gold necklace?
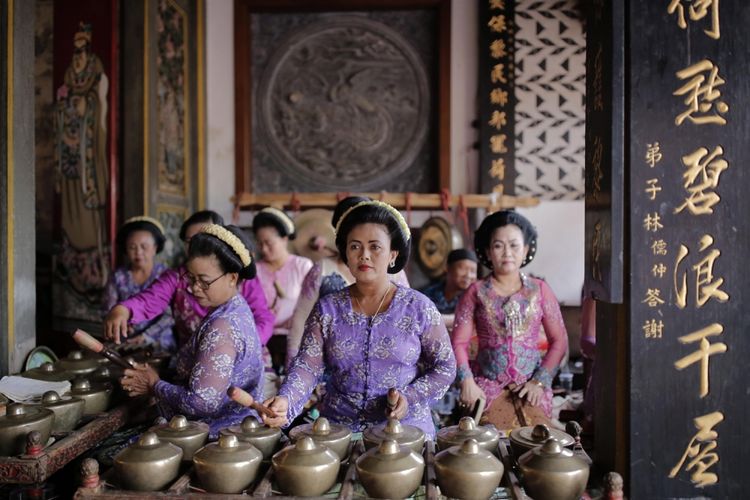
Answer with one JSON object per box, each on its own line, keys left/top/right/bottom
{"left": 354, "top": 283, "right": 392, "bottom": 328}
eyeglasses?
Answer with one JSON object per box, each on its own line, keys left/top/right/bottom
{"left": 182, "top": 271, "right": 226, "bottom": 291}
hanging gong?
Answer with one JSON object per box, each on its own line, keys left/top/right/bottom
{"left": 416, "top": 217, "right": 464, "bottom": 279}
{"left": 290, "top": 209, "right": 336, "bottom": 262}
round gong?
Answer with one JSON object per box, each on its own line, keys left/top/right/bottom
{"left": 291, "top": 209, "right": 336, "bottom": 261}
{"left": 417, "top": 217, "right": 464, "bottom": 279}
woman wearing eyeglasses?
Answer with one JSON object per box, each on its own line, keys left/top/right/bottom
{"left": 119, "top": 224, "right": 264, "bottom": 437}
{"left": 104, "top": 210, "right": 274, "bottom": 349}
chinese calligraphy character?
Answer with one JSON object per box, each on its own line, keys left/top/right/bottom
{"left": 490, "top": 39, "right": 507, "bottom": 59}
{"left": 643, "top": 212, "right": 663, "bottom": 232}
{"left": 643, "top": 319, "right": 664, "bottom": 339}
{"left": 488, "top": 15, "right": 507, "bottom": 33}
{"left": 668, "top": 0, "right": 720, "bottom": 40}
{"left": 490, "top": 134, "right": 508, "bottom": 154}
{"left": 645, "top": 179, "right": 662, "bottom": 200}
{"left": 652, "top": 240, "right": 667, "bottom": 256}
{"left": 488, "top": 111, "right": 507, "bottom": 131}
{"left": 646, "top": 142, "right": 663, "bottom": 167}
{"left": 674, "top": 146, "right": 728, "bottom": 216}
{"left": 591, "top": 220, "right": 602, "bottom": 282}
{"left": 592, "top": 44, "right": 604, "bottom": 111}
{"left": 491, "top": 64, "right": 507, "bottom": 84}
{"left": 489, "top": 0, "right": 505, "bottom": 10}
{"left": 489, "top": 158, "right": 505, "bottom": 180}
{"left": 652, "top": 263, "right": 668, "bottom": 278}
{"left": 674, "top": 59, "right": 729, "bottom": 126}
{"left": 674, "top": 235, "right": 729, "bottom": 309}
{"left": 490, "top": 88, "right": 508, "bottom": 106}
{"left": 669, "top": 411, "right": 723, "bottom": 487}
{"left": 642, "top": 288, "right": 665, "bottom": 307}
{"left": 590, "top": 135, "right": 604, "bottom": 201}
{"left": 674, "top": 323, "right": 726, "bottom": 398}
{"left": 492, "top": 183, "right": 504, "bottom": 196}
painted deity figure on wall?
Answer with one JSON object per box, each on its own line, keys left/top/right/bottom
{"left": 54, "top": 22, "right": 110, "bottom": 320}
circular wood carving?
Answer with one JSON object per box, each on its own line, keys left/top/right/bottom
{"left": 258, "top": 16, "right": 430, "bottom": 190}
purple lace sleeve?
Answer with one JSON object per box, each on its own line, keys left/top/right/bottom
{"left": 153, "top": 317, "right": 238, "bottom": 416}
{"left": 401, "top": 305, "right": 456, "bottom": 410}
{"left": 287, "top": 263, "right": 323, "bottom": 365}
{"left": 278, "top": 303, "right": 326, "bottom": 423}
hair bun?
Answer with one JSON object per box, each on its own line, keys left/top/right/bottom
{"left": 238, "top": 260, "right": 257, "bottom": 280}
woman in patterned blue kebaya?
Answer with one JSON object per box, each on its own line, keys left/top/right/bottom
{"left": 119, "top": 224, "right": 264, "bottom": 438}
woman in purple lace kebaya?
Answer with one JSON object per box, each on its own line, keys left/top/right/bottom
{"left": 102, "top": 216, "right": 175, "bottom": 352}
{"left": 119, "top": 224, "right": 264, "bottom": 437}
{"left": 451, "top": 210, "right": 568, "bottom": 418}
{"left": 287, "top": 196, "right": 410, "bottom": 366}
{"left": 262, "top": 201, "right": 456, "bottom": 438}
{"left": 104, "top": 210, "right": 274, "bottom": 349}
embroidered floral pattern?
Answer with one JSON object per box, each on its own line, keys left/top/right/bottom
{"left": 451, "top": 275, "right": 568, "bottom": 417}
{"left": 279, "top": 285, "right": 456, "bottom": 438}
{"left": 154, "top": 294, "right": 264, "bottom": 438}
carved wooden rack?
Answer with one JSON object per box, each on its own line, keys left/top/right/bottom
{"left": 232, "top": 192, "right": 540, "bottom": 212}
{"left": 0, "top": 402, "right": 137, "bottom": 485}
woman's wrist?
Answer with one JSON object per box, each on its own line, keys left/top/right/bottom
{"left": 456, "top": 366, "right": 472, "bottom": 383}
{"left": 114, "top": 304, "right": 132, "bottom": 319}
{"left": 531, "top": 366, "right": 554, "bottom": 388}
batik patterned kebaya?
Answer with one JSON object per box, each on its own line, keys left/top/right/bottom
{"left": 451, "top": 273, "right": 567, "bottom": 416}
{"left": 153, "top": 294, "right": 264, "bottom": 437}
{"left": 280, "top": 284, "right": 456, "bottom": 438}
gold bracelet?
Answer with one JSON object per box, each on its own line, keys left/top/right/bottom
{"left": 530, "top": 379, "right": 544, "bottom": 389}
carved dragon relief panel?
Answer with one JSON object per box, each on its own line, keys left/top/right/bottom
{"left": 252, "top": 13, "right": 436, "bottom": 192}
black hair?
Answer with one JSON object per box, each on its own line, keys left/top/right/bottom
{"left": 252, "top": 210, "right": 295, "bottom": 240}
{"left": 332, "top": 196, "right": 372, "bottom": 228}
{"left": 335, "top": 204, "right": 411, "bottom": 274}
{"left": 188, "top": 225, "right": 256, "bottom": 280}
{"left": 447, "top": 249, "right": 478, "bottom": 265}
{"left": 473, "top": 210, "right": 538, "bottom": 269}
{"left": 179, "top": 210, "right": 224, "bottom": 242}
{"left": 116, "top": 220, "right": 166, "bottom": 257}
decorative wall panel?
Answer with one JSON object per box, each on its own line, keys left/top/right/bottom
{"left": 514, "top": 0, "right": 585, "bottom": 200}
{"left": 122, "top": 0, "right": 202, "bottom": 268}
{"left": 250, "top": 10, "right": 438, "bottom": 193}
{"left": 156, "top": 204, "right": 188, "bottom": 266}
{"left": 478, "top": 0, "right": 516, "bottom": 196}
{"left": 156, "top": 0, "right": 189, "bottom": 196}
{"left": 51, "top": 0, "right": 119, "bottom": 326}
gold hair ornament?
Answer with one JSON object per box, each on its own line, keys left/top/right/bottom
{"left": 334, "top": 200, "right": 411, "bottom": 240}
{"left": 200, "top": 224, "right": 253, "bottom": 267}
{"left": 123, "top": 215, "right": 166, "bottom": 235}
{"left": 259, "top": 207, "right": 295, "bottom": 235}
